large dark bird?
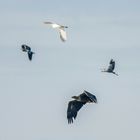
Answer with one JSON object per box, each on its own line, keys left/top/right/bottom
{"left": 101, "top": 59, "right": 118, "bottom": 76}
{"left": 21, "top": 44, "right": 35, "bottom": 61}
{"left": 67, "top": 90, "right": 97, "bottom": 124}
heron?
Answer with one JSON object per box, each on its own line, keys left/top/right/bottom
{"left": 101, "top": 59, "right": 118, "bottom": 76}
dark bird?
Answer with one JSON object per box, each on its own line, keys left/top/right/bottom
{"left": 101, "top": 59, "right": 118, "bottom": 76}
{"left": 67, "top": 90, "right": 97, "bottom": 124}
{"left": 21, "top": 44, "right": 35, "bottom": 61}
{"left": 21, "top": 44, "right": 31, "bottom": 52}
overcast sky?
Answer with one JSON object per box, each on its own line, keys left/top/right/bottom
{"left": 0, "top": 0, "right": 140, "bottom": 140}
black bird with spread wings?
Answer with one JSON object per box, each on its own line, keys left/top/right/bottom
{"left": 101, "top": 59, "right": 118, "bottom": 76}
{"left": 21, "top": 44, "right": 35, "bottom": 61}
{"left": 67, "top": 90, "right": 97, "bottom": 124}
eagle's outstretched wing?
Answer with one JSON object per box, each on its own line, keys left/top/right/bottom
{"left": 67, "top": 100, "right": 85, "bottom": 124}
{"left": 84, "top": 91, "right": 97, "bottom": 103}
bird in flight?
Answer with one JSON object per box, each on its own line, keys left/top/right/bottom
{"left": 44, "top": 21, "right": 68, "bottom": 42}
{"left": 21, "top": 44, "right": 35, "bottom": 61}
{"left": 101, "top": 59, "right": 118, "bottom": 76}
{"left": 67, "top": 90, "right": 97, "bottom": 124}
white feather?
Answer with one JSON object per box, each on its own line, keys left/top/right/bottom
{"left": 59, "top": 28, "right": 67, "bottom": 42}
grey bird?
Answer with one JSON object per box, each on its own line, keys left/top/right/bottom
{"left": 101, "top": 59, "right": 118, "bottom": 76}
{"left": 67, "top": 90, "right": 97, "bottom": 124}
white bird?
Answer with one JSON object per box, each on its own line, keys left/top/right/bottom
{"left": 44, "top": 21, "right": 68, "bottom": 42}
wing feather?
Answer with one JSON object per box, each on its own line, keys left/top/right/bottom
{"left": 67, "top": 100, "right": 85, "bottom": 124}
{"left": 21, "top": 44, "right": 31, "bottom": 52}
{"left": 28, "top": 51, "right": 33, "bottom": 61}
{"left": 59, "top": 28, "right": 67, "bottom": 42}
{"left": 84, "top": 91, "right": 97, "bottom": 103}
{"left": 108, "top": 61, "right": 115, "bottom": 71}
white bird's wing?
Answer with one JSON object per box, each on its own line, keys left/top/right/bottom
{"left": 59, "top": 27, "right": 67, "bottom": 42}
{"left": 44, "top": 22, "right": 60, "bottom": 28}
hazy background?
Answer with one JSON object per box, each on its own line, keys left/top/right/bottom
{"left": 0, "top": 0, "right": 140, "bottom": 140}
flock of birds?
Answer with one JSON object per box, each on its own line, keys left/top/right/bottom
{"left": 21, "top": 21, "right": 118, "bottom": 124}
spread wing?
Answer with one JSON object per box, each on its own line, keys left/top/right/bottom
{"left": 109, "top": 59, "right": 114, "bottom": 64}
{"left": 84, "top": 91, "right": 97, "bottom": 103}
{"left": 22, "top": 45, "right": 31, "bottom": 51}
{"left": 28, "top": 51, "right": 33, "bottom": 61}
{"left": 59, "top": 28, "right": 67, "bottom": 42}
{"left": 25, "top": 46, "right": 31, "bottom": 51}
{"left": 44, "top": 22, "right": 60, "bottom": 28}
{"left": 79, "top": 93, "right": 93, "bottom": 102}
{"left": 108, "top": 60, "right": 115, "bottom": 72}
{"left": 67, "top": 100, "right": 85, "bottom": 124}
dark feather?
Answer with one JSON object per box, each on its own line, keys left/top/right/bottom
{"left": 21, "top": 44, "right": 31, "bottom": 52}
{"left": 67, "top": 100, "right": 86, "bottom": 124}
{"left": 78, "top": 93, "right": 92, "bottom": 102}
{"left": 108, "top": 59, "right": 115, "bottom": 72}
{"left": 25, "top": 46, "right": 31, "bottom": 51}
{"left": 84, "top": 91, "right": 97, "bottom": 103}
{"left": 28, "top": 51, "right": 34, "bottom": 61}
{"left": 21, "top": 45, "right": 27, "bottom": 52}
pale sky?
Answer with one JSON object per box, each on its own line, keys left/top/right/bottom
{"left": 0, "top": 0, "right": 140, "bottom": 140}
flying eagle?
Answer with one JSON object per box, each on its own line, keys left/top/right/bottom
{"left": 101, "top": 59, "right": 118, "bottom": 76}
{"left": 44, "top": 21, "right": 68, "bottom": 42}
{"left": 67, "top": 90, "right": 97, "bottom": 124}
